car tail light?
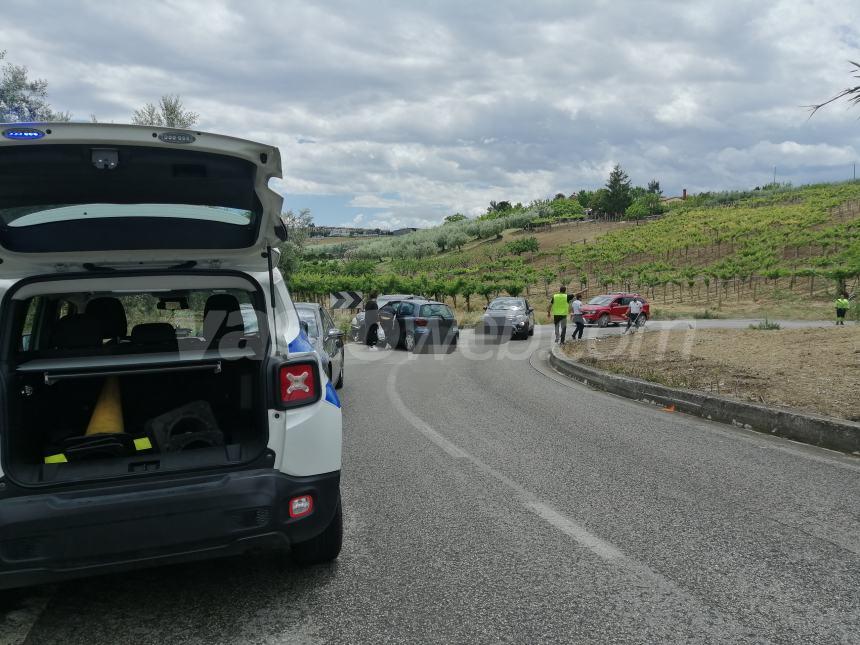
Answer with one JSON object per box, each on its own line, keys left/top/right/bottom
{"left": 289, "top": 494, "right": 314, "bottom": 519}
{"left": 414, "top": 318, "right": 428, "bottom": 327}
{"left": 277, "top": 361, "right": 320, "bottom": 408}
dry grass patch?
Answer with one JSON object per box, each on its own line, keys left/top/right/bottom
{"left": 562, "top": 327, "right": 860, "bottom": 421}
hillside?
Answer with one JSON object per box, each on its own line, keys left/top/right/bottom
{"left": 288, "top": 182, "right": 860, "bottom": 321}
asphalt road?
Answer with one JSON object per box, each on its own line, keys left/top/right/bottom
{"left": 4, "top": 320, "right": 858, "bottom": 644}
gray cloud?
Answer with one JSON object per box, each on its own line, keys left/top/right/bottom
{"left": 3, "top": 0, "right": 860, "bottom": 226}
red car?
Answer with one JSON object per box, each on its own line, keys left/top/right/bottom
{"left": 580, "top": 293, "right": 650, "bottom": 327}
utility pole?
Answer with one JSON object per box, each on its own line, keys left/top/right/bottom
{"left": 773, "top": 166, "right": 776, "bottom": 185}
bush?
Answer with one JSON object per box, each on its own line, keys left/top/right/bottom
{"left": 625, "top": 193, "right": 665, "bottom": 221}
{"left": 749, "top": 316, "right": 781, "bottom": 330}
{"left": 504, "top": 236, "right": 540, "bottom": 255}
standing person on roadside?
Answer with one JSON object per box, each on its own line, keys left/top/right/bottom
{"left": 364, "top": 291, "right": 380, "bottom": 348}
{"left": 625, "top": 295, "right": 643, "bottom": 333}
{"left": 548, "top": 285, "right": 569, "bottom": 344}
{"left": 570, "top": 293, "right": 585, "bottom": 340}
{"left": 835, "top": 292, "right": 850, "bottom": 325}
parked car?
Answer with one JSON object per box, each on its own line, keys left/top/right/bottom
{"left": 478, "top": 297, "right": 535, "bottom": 340}
{"left": 580, "top": 293, "right": 650, "bottom": 327}
{"left": 350, "top": 294, "right": 417, "bottom": 342}
{"left": 377, "top": 298, "right": 459, "bottom": 352}
{"left": 0, "top": 123, "right": 343, "bottom": 589}
{"left": 295, "top": 302, "right": 345, "bottom": 389}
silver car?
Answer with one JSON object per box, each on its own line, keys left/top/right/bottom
{"left": 295, "top": 302, "right": 345, "bottom": 389}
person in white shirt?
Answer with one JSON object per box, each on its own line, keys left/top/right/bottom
{"left": 570, "top": 293, "right": 585, "bottom": 340}
{"left": 625, "top": 296, "right": 643, "bottom": 333}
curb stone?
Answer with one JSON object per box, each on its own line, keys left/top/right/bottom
{"left": 549, "top": 346, "right": 860, "bottom": 455}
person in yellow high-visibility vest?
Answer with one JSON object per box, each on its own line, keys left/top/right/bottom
{"left": 835, "top": 292, "right": 850, "bottom": 325}
{"left": 547, "top": 285, "right": 569, "bottom": 343}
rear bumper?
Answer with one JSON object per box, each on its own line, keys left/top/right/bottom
{"left": 0, "top": 468, "right": 340, "bottom": 589}
{"left": 413, "top": 327, "right": 459, "bottom": 344}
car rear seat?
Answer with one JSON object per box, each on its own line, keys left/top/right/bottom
{"left": 130, "top": 323, "right": 178, "bottom": 352}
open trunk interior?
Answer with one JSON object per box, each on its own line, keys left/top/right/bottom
{"left": 3, "top": 284, "right": 269, "bottom": 486}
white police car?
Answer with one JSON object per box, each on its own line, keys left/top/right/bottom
{"left": 0, "top": 123, "right": 342, "bottom": 588}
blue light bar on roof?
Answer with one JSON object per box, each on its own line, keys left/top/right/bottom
{"left": 3, "top": 127, "right": 46, "bottom": 140}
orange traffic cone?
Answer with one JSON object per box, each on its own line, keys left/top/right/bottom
{"left": 85, "top": 376, "right": 124, "bottom": 435}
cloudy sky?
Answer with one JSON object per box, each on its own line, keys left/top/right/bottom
{"left": 3, "top": 0, "right": 860, "bottom": 228}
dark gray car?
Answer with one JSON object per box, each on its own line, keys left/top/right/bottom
{"left": 478, "top": 297, "right": 535, "bottom": 340}
{"left": 349, "top": 294, "right": 417, "bottom": 342}
{"left": 295, "top": 303, "right": 345, "bottom": 388}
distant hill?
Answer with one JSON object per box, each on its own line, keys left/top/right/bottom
{"left": 289, "top": 182, "right": 860, "bottom": 319}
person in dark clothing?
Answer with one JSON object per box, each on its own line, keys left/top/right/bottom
{"left": 364, "top": 292, "right": 379, "bottom": 348}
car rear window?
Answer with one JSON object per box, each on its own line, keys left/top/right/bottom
{"left": 419, "top": 304, "right": 454, "bottom": 319}
{"left": 296, "top": 308, "right": 320, "bottom": 337}
{"left": 15, "top": 288, "right": 259, "bottom": 355}
{"left": 488, "top": 298, "right": 524, "bottom": 310}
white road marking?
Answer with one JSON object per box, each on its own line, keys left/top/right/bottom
{"left": 526, "top": 501, "right": 624, "bottom": 561}
{"left": 384, "top": 362, "right": 749, "bottom": 637}
{"left": 385, "top": 363, "right": 626, "bottom": 561}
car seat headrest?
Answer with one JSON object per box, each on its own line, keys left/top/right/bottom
{"left": 86, "top": 297, "right": 128, "bottom": 339}
{"left": 51, "top": 314, "right": 103, "bottom": 349}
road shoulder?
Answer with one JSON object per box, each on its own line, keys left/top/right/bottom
{"left": 549, "top": 345, "right": 860, "bottom": 455}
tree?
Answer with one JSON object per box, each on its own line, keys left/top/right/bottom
{"left": 549, "top": 198, "right": 585, "bottom": 219}
{"left": 132, "top": 95, "right": 199, "bottom": 128}
{"left": 444, "top": 213, "right": 467, "bottom": 224}
{"left": 447, "top": 230, "right": 470, "bottom": 251}
{"left": 588, "top": 188, "right": 610, "bottom": 215}
{"left": 504, "top": 236, "right": 539, "bottom": 256}
{"left": 603, "top": 164, "right": 633, "bottom": 216}
{"left": 539, "top": 268, "right": 557, "bottom": 297}
{"left": 625, "top": 193, "right": 664, "bottom": 223}
{"left": 576, "top": 190, "right": 593, "bottom": 209}
{"left": 459, "top": 280, "right": 477, "bottom": 312}
{"left": 504, "top": 282, "right": 525, "bottom": 297}
{"left": 647, "top": 179, "right": 662, "bottom": 195}
{"left": 486, "top": 200, "right": 512, "bottom": 215}
{"left": 278, "top": 209, "right": 313, "bottom": 279}
{"left": 0, "top": 51, "right": 70, "bottom": 122}
{"left": 806, "top": 60, "right": 860, "bottom": 117}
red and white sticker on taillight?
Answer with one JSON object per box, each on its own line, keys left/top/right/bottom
{"left": 278, "top": 361, "right": 319, "bottom": 408}
{"left": 289, "top": 494, "right": 314, "bottom": 519}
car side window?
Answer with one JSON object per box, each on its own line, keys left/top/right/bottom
{"left": 398, "top": 301, "right": 415, "bottom": 317}
{"left": 379, "top": 303, "right": 396, "bottom": 315}
{"left": 321, "top": 309, "right": 335, "bottom": 334}
{"left": 57, "top": 299, "right": 76, "bottom": 318}
{"left": 19, "top": 296, "right": 44, "bottom": 351}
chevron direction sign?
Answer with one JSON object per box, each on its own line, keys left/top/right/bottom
{"left": 330, "top": 291, "right": 363, "bottom": 309}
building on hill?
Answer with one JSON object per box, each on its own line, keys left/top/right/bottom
{"left": 309, "top": 226, "right": 388, "bottom": 238}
